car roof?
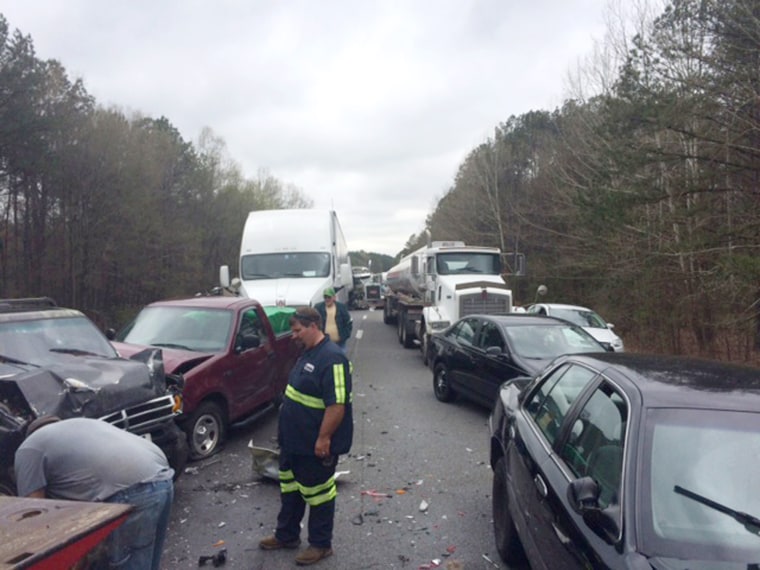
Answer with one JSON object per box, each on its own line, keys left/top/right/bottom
{"left": 145, "top": 296, "right": 261, "bottom": 310}
{"left": 534, "top": 303, "right": 592, "bottom": 312}
{"left": 0, "top": 297, "right": 85, "bottom": 322}
{"left": 467, "top": 314, "right": 573, "bottom": 326}
{"left": 561, "top": 352, "right": 760, "bottom": 408}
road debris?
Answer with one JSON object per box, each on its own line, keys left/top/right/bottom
{"left": 198, "top": 548, "right": 227, "bottom": 567}
{"left": 248, "top": 442, "right": 279, "bottom": 481}
{"left": 419, "top": 499, "right": 429, "bottom": 512}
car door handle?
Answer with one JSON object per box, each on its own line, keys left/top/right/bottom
{"left": 534, "top": 474, "right": 548, "bottom": 498}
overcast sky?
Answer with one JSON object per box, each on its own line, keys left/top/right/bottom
{"left": 1, "top": 1, "right": 608, "bottom": 256}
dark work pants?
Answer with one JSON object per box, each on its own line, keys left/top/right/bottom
{"left": 275, "top": 453, "right": 337, "bottom": 548}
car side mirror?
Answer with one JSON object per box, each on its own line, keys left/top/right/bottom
{"left": 567, "top": 477, "right": 620, "bottom": 544}
{"left": 237, "top": 332, "right": 261, "bottom": 352}
{"left": 607, "top": 323, "right": 615, "bottom": 329}
{"left": 485, "top": 345, "right": 504, "bottom": 357}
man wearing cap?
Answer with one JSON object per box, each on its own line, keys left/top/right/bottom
{"left": 314, "top": 287, "right": 352, "bottom": 350}
{"left": 259, "top": 307, "right": 353, "bottom": 565}
{"left": 14, "top": 416, "right": 174, "bottom": 570}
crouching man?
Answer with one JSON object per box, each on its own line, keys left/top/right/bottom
{"left": 14, "top": 416, "right": 174, "bottom": 570}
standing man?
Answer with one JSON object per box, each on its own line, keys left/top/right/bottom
{"left": 259, "top": 307, "right": 353, "bottom": 566}
{"left": 14, "top": 416, "right": 174, "bottom": 570}
{"left": 314, "top": 287, "right": 352, "bottom": 350}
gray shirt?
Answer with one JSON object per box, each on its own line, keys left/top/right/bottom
{"left": 14, "top": 417, "right": 173, "bottom": 500}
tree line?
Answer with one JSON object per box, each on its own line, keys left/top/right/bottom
{"left": 0, "top": 15, "right": 311, "bottom": 326}
{"left": 3, "top": 0, "right": 759, "bottom": 361}
{"left": 406, "top": 0, "right": 760, "bottom": 360}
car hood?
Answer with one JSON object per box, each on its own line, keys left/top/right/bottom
{"left": 240, "top": 277, "right": 332, "bottom": 307}
{"left": 112, "top": 342, "right": 214, "bottom": 375}
{"left": 0, "top": 351, "right": 167, "bottom": 419}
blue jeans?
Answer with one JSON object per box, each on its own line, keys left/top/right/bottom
{"left": 105, "top": 478, "right": 174, "bottom": 570}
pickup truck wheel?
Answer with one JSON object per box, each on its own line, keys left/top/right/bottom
{"left": 186, "top": 401, "right": 226, "bottom": 460}
{"left": 493, "top": 457, "right": 524, "bottom": 563}
{"left": 433, "top": 363, "right": 456, "bottom": 402}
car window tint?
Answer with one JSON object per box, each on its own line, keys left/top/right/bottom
{"left": 479, "top": 321, "right": 504, "bottom": 351}
{"left": 454, "top": 319, "right": 477, "bottom": 347}
{"left": 561, "top": 382, "right": 627, "bottom": 509}
{"left": 526, "top": 364, "right": 597, "bottom": 446}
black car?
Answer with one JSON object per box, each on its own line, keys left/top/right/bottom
{"left": 0, "top": 298, "right": 188, "bottom": 493}
{"left": 489, "top": 352, "right": 760, "bottom": 569}
{"left": 428, "top": 314, "right": 606, "bottom": 408}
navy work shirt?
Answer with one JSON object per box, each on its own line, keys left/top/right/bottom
{"left": 278, "top": 337, "right": 353, "bottom": 456}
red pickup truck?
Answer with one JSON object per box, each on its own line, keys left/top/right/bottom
{"left": 110, "top": 296, "right": 300, "bottom": 460}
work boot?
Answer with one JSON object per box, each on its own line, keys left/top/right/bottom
{"left": 295, "top": 546, "right": 333, "bottom": 566}
{"left": 258, "top": 535, "right": 301, "bottom": 550}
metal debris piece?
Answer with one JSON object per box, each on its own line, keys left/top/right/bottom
{"left": 248, "top": 441, "right": 280, "bottom": 481}
{"left": 198, "top": 548, "right": 227, "bottom": 567}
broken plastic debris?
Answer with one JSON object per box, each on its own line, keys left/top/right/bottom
{"left": 396, "top": 489, "right": 407, "bottom": 495}
{"left": 218, "top": 521, "right": 226, "bottom": 528}
{"left": 184, "top": 466, "right": 199, "bottom": 475}
{"left": 213, "top": 540, "right": 225, "bottom": 547}
{"left": 248, "top": 441, "right": 280, "bottom": 481}
{"left": 361, "top": 490, "right": 392, "bottom": 498}
{"left": 419, "top": 499, "right": 429, "bottom": 512}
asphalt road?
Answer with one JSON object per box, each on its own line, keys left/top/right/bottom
{"left": 163, "top": 309, "right": 522, "bottom": 569}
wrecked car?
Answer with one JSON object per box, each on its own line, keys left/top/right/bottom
{"left": 0, "top": 298, "right": 188, "bottom": 494}
{"left": 110, "top": 296, "right": 300, "bottom": 460}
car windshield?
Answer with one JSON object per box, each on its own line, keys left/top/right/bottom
{"left": 502, "top": 324, "right": 604, "bottom": 359}
{"left": 0, "top": 316, "right": 117, "bottom": 364}
{"left": 118, "top": 307, "right": 233, "bottom": 353}
{"left": 551, "top": 308, "right": 607, "bottom": 329}
{"left": 241, "top": 252, "right": 331, "bottom": 279}
{"left": 641, "top": 408, "right": 760, "bottom": 562}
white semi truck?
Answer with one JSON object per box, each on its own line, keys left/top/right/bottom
{"left": 383, "top": 240, "right": 513, "bottom": 361}
{"left": 220, "top": 209, "right": 353, "bottom": 307}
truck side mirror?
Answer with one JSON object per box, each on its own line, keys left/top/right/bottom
{"left": 220, "top": 265, "right": 230, "bottom": 288}
{"left": 236, "top": 331, "right": 261, "bottom": 352}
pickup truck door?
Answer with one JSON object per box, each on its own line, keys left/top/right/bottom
{"left": 224, "top": 308, "right": 277, "bottom": 420}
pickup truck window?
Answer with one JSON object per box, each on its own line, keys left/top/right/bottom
{"left": 240, "top": 309, "right": 268, "bottom": 346}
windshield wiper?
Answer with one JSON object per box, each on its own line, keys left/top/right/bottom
{"left": 674, "top": 485, "right": 760, "bottom": 535}
{"left": 152, "top": 342, "right": 193, "bottom": 351}
{"left": 49, "top": 348, "right": 101, "bottom": 357}
{"left": 0, "top": 353, "right": 39, "bottom": 367}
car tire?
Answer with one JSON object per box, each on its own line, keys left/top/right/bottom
{"left": 492, "top": 457, "right": 524, "bottom": 564}
{"left": 185, "top": 401, "right": 226, "bottom": 461}
{"left": 164, "top": 422, "right": 189, "bottom": 480}
{"left": 433, "top": 363, "right": 456, "bottom": 402}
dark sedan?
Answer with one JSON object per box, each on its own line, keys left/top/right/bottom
{"left": 428, "top": 314, "right": 606, "bottom": 408}
{"left": 489, "top": 352, "right": 760, "bottom": 569}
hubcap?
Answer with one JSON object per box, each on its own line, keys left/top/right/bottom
{"left": 193, "top": 415, "right": 219, "bottom": 456}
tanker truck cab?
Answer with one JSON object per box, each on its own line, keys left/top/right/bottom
{"left": 220, "top": 209, "right": 353, "bottom": 308}
{"left": 383, "top": 241, "right": 513, "bottom": 363}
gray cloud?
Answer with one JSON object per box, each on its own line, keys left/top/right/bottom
{"left": 2, "top": 0, "right": 607, "bottom": 256}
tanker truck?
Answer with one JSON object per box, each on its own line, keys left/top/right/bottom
{"left": 383, "top": 240, "right": 513, "bottom": 362}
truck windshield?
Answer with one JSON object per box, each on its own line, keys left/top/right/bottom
{"left": 118, "top": 307, "right": 234, "bottom": 353}
{"left": 436, "top": 252, "right": 501, "bottom": 275}
{"left": 241, "top": 252, "right": 331, "bottom": 279}
{"left": 0, "top": 316, "right": 118, "bottom": 364}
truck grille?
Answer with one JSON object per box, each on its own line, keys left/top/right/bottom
{"left": 99, "top": 394, "right": 176, "bottom": 435}
{"left": 365, "top": 285, "right": 382, "bottom": 301}
{"left": 460, "top": 292, "right": 511, "bottom": 317}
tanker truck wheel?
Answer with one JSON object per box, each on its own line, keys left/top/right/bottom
{"left": 397, "top": 312, "right": 405, "bottom": 344}
{"left": 383, "top": 300, "right": 394, "bottom": 325}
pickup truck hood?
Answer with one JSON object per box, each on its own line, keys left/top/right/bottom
{"left": 0, "top": 354, "right": 165, "bottom": 419}
{"left": 240, "top": 277, "right": 331, "bottom": 307}
{"left": 112, "top": 342, "right": 213, "bottom": 375}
